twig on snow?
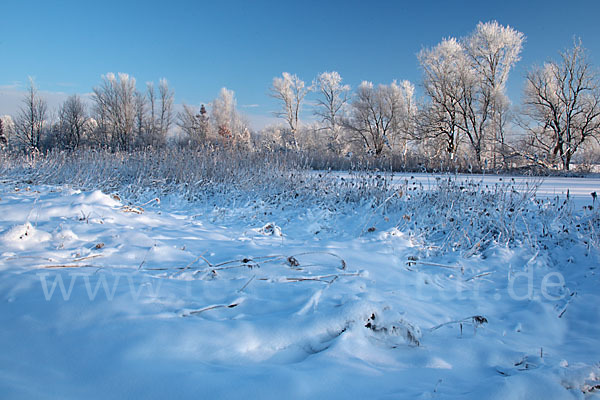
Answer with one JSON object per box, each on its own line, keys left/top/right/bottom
{"left": 558, "top": 291, "right": 577, "bottom": 318}
{"left": 182, "top": 300, "right": 242, "bottom": 317}
{"left": 238, "top": 275, "right": 256, "bottom": 292}
{"left": 429, "top": 315, "right": 488, "bottom": 332}
{"left": 72, "top": 254, "right": 103, "bottom": 263}
{"left": 464, "top": 271, "right": 494, "bottom": 282}
{"left": 38, "top": 264, "right": 97, "bottom": 269}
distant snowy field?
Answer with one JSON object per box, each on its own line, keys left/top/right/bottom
{"left": 398, "top": 173, "right": 600, "bottom": 209}
{"left": 326, "top": 171, "right": 600, "bottom": 209}
{"left": 1, "top": 175, "right": 599, "bottom": 399}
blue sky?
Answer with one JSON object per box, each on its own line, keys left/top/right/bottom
{"left": 1, "top": 0, "right": 599, "bottom": 128}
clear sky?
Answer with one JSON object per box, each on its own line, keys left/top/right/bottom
{"left": 1, "top": 0, "right": 600, "bottom": 128}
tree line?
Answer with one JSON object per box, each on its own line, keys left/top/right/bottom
{"left": 1, "top": 21, "right": 599, "bottom": 172}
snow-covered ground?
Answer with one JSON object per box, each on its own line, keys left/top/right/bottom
{"left": 1, "top": 180, "right": 599, "bottom": 399}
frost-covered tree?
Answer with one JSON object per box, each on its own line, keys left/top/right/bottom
{"left": 344, "top": 80, "right": 415, "bottom": 156}
{"left": 213, "top": 88, "right": 235, "bottom": 142}
{"left": 466, "top": 21, "right": 524, "bottom": 167}
{"left": 15, "top": 78, "right": 48, "bottom": 151}
{"left": 522, "top": 41, "right": 600, "bottom": 170}
{"left": 418, "top": 38, "right": 467, "bottom": 161}
{"left": 270, "top": 72, "right": 310, "bottom": 150}
{"left": 313, "top": 71, "right": 350, "bottom": 153}
{"left": 467, "top": 21, "right": 524, "bottom": 95}
{"left": 92, "top": 73, "right": 137, "bottom": 149}
{"left": 57, "top": 94, "right": 88, "bottom": 150}
{"left": 255, "top": 124, "right": 305, "bottom": 151}
{"left": 212, "top": 87, "right": 250, "bottom": 147}
{"left": 0, "top": 115, "right": 14, "bottom": 147}
{"left": 418, "top": 21, "right": 524, "bottom": 168}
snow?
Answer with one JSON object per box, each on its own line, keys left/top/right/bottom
{"left": 0, "top": 179, "right": 599, "bottom": 399}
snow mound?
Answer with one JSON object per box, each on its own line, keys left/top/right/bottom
{"left": 0, "top": 222, "right": 52, "bottom": 250}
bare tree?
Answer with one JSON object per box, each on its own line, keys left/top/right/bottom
{"left": 146, "top": 82, "right": 157, "bottom": 140}
{"left": 343, "top": 80, "right": 415, "bottom": 156}
{"left": 313, "top": 71, "right": 350, "bottom": 153}
{"left": 270, "top": 72, "right": 310, "bottom": 150}
{"left": 157, "top": 78, "right": 174, "bottom": 146}
{"left": 133, "top": 79, "right": 173, "bottom": 147}
{"left": 133, "top": 90, "right": 147, "bottom": 146}
{"left": 57, "top": 94, "right": 88, "bottom": 149}
{"left": 92, "top": 73, "right": 137, "bottom": 149}
{"left": 15, "top": 78, "right": 48, "bottom": 151}
{"left": 522, "top": 41, "right": 600, "bottom": 170}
